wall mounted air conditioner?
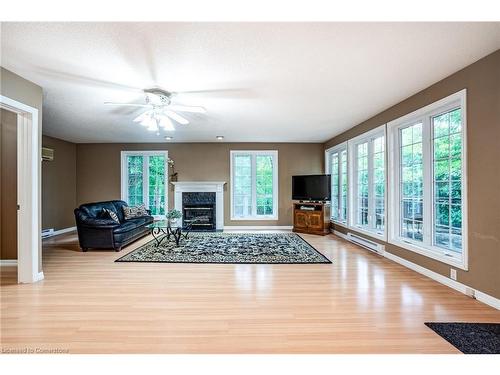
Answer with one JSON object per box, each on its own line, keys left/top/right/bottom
{"left": 42, "top": 147, "right": 54, "bottom": 161}
{"left": 346, "top": 232, "right": 385, "bottom": 254}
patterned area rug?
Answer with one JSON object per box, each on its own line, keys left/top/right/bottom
{"left": 116, "top": 232, "right": 331, "bottom": 264}
{"left": 425, "top": 322, "right": 500, "bottom": 354}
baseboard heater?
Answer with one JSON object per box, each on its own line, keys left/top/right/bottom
{"left": 41, "top": 228, "right": 54, "bottom": 238}
{"left": 346, "top": 232, "right": 384, "bottom": 254}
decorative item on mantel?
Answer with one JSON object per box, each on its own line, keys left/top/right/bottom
{"left": 167, "top": 158, "right": 178, "bottom": 182}
{"left": 166, "top": 208, "right": 182, "bottom": 226}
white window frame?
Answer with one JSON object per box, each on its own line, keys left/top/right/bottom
{"left": 347, "top": 125, "right": 387, "bottom": 240}
{"left": 230, "top": 150, "right": 279, "bottom": 220}
{"left": 325, "top": 142, "right": 348, "bottom": 226}
{"left": 387, "top": 89, "right": 468, "bottom": 270}
{"left": 120, "top": 150, "right": 169, "bottom": 219}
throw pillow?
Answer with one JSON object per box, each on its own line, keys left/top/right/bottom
{"left": 101, "top": 208, "right": 120, "bottom": 223}
{"left": 122, "top": 203, "right": 148, "bottom": 220}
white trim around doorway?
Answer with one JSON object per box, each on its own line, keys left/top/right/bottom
{"left": 0, "top": 95, "right": 42, "bottom": 283}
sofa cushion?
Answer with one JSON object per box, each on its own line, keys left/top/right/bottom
{"left": 113, "top": 221, "right": 141, "bottom": 234}
{"left": 125, "top": 216, "right": 154, "bottom": 226}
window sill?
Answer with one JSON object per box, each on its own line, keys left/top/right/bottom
{"left": 231, "top": 216, "right": 278, "bottom": 221}
{"left": 330, "top": 220, "right": 348, "bottom": 228}
{"left": 388, "top": 237, "right": 468, "bottom": 271}
{"left": 347, "top": 225, "right": 386, "bottom": 241}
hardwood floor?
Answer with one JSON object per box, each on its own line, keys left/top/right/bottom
{"left": 1, "top": 232, "right": 499, "bottom": 354}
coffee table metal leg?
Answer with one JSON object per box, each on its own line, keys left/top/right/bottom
{"left": 152, "top": 227, "right": 167, "bottom": 247}
{"left": 172, "top": 228, "right": 182, "bottom": 246}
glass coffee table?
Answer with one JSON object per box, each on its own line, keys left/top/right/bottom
{"left": 148, "top": 219, "right": 196, "bottom": 247}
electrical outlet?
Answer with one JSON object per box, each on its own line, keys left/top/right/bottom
{"left": 450, "top": 268, "right": 457, "bottom": 280}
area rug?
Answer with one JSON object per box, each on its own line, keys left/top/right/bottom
{"left": 425, "top": 322, "right": 500, "bottom": 354}
{"left": 115, "top": 232, "right": 331, "bottom": 264}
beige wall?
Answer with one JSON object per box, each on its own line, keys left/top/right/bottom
{"left": 325, "top": 50, "right": 500, "bottom": 299}
{"left": 0, "top": 109, "right": 18, "bottom": 260}
{"left": 42, "top": 135, "right": 77, "bottom": 231}
{"left": 1, "top": 67, "right": 43, "bottom": 271}
{"left": 76, "top": 143, "right": 324, "bottom": 226}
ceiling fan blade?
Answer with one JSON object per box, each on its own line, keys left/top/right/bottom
{"left": 165, "top": 110, "right": 189, "bottom": 125}
{"left": 104, "top": 102, "right": 150, "bottom": 107}
{"left": 175, "top": 88, "right": 248, "bottom": 95}
{"left": 33, "top": 66, "right": 143, "bottom": 92}
{"left": 173, "top": 88, "right": 256, "bottom": 99}
{"left": 133, "top": 110, "right": 154, "bottom": 123}
{"left": 169, "top": 105, "right": 206, "bottom": 114}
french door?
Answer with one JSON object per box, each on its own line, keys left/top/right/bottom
{"left": 120, "top": 151, "right": 168, "bottom": 218}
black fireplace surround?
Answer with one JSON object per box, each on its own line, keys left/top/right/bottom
{"left": 182, "top": 192, "right": 216, "bottom": 231}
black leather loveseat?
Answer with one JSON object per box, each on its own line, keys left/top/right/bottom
{"left": 74, "top": 200, "right": 154, "bottom": 251}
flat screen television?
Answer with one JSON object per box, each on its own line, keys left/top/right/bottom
{"left": 292, "top": 174, "right": 331, "bottom": 201}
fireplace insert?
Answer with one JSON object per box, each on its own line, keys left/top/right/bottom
{"left": 182, "top": 192, "right": 216, "bottom": 231}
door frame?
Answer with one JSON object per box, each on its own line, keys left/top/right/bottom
{"left": 0, "top": 95, "right": 42, "bottom": 283}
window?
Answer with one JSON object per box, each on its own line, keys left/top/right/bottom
{"left": 348, "top": 126, "right": 386, "bottom": 237}
{"left": 400, "top": 122, "right": 423, "bottom": 242}
{"left": 230, "top": 150, "right": 278, "bottom": 220}
{"left": 121, "top": 151, "right": 168, "bottom": 218}
{"left": 326, "top": 143, "right": 348, "bottom": 224}
{"left": 388, "top": 90, "right": 467, "bottom": 269}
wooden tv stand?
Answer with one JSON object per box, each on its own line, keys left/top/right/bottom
{"left": 292, "top": 202, "right": 330, "bottom": 236}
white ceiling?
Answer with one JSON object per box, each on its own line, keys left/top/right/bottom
{"left": 1, "top": 22, "right": 499, "bottom": 143}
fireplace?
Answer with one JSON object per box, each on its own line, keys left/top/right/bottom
{"left": 182, "top": 192, "right": 216, "bottom": 231}
{"left": 172, "top": 181, "right": 226, "bottom": 231}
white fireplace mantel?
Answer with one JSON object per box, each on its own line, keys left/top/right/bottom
{"left": 171, "top": 181, "right": 226, "bottom": 230}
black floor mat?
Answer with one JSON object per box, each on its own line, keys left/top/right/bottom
{"left": 425, "top": 322, "right": 500, "bottom": 354}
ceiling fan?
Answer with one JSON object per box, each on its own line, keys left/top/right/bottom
{"left": 104, "top": 88, "right": 206, "bottom": 133}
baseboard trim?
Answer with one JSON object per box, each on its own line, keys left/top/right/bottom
{"left": 0, "top": 259, "right": 18, "bottom": 266}
{"left": 224, "top": 226, "right": 293, "bottom": 231}
{"left": 383, "top": 251, "right": 500, "bottom": 310}
{"left": 474, "top": 290, "right": 500, "bottom": 310}
{"left": 42, "top": 226, "right": 76, "bottom": 238}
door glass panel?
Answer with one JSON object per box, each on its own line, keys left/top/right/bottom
{"left": 148, "top": 155, "right": 166, "bottom": 216}
{"left": 127, "top": 155, "right": 143, "bottom": 206}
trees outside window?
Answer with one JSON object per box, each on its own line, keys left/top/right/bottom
{"left": 348, "top": 126, "right": 386, "bottom": 237}
{"left": 121, "top": 151, "right": 168, "bottom": 218}
{"left": 387, "top": 89, "right": 467, "bottom": 269}
{"left": 231, "top": 150, "right": 278, "bottom": 220}
{"left": 326, "top": 143, "right": 348, "bottom": 224}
